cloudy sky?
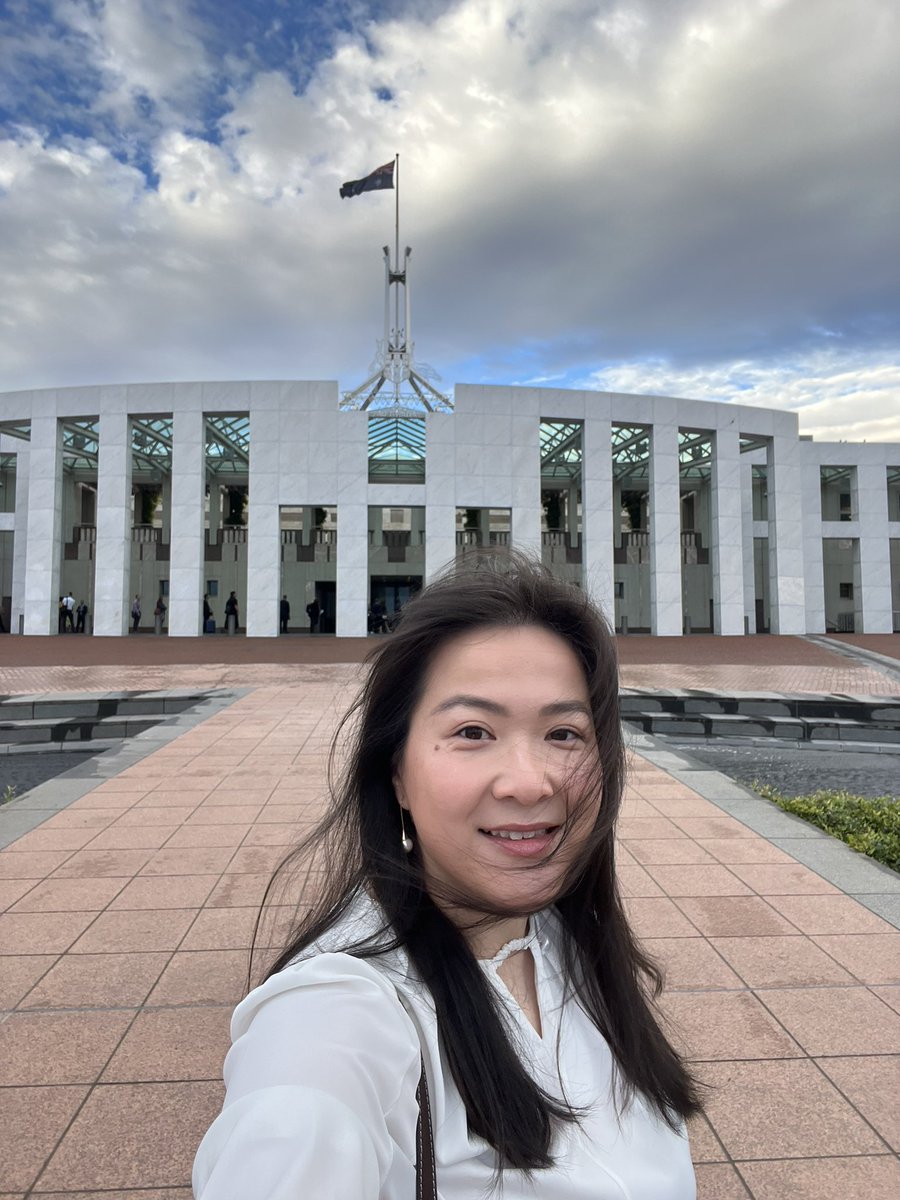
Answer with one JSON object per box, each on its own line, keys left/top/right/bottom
{"left": 1, "top": 0, "right": 898, "bottom": 441}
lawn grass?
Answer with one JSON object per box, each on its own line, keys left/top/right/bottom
{"left": 753, "top": 784, "right": 900, "bottom": 873}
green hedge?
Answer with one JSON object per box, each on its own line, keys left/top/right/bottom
{"left": 753, "top": 784, "right": 900, "bottom": 873}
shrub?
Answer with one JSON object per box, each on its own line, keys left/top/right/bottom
{"left": 753, "top": 784, "right": 900, "bottom": 874}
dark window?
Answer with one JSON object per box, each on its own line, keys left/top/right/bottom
{"left": 839, "top": 582, "right": 853, "bottom": 599}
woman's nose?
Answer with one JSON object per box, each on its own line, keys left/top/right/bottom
{"left": 491, "top": 740, "right": 556, "bottom": 802}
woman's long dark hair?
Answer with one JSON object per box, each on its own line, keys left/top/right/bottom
{"left": 256, "top": 553, "right": 703, "bottom": 1171}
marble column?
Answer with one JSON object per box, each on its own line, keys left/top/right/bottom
{"left": 649, "top": 421, "right": 682, "bottom": 636}
{"left": 582, "top": 416, "right": 614, "bottom": 622}
{"left": 856, "top": 463, "right": 893, "bottom": 633}
{"left": 23, "top": 415, "right": 63, "bottom": 635}
{"left": 93, "top": 411, "right": 133, "bottom": 636}
{"left": 336, "top": 502, "right": 369, "bottom": 636}
{"left": 168, "top": 409, "right": 205, "bottom": 636}
{"left": 801, "top": 460, "right": 825, "bottom": 633}
{"left": 11, "top": 447, "right": 29, "bottom": 633}
{"left": 740, "top": 461, "right": 756, "bottom": 632}
{"left": 246, "top": 420, "right": 279, "bottom": 638}
{"left": 767, "top": 436, "right": 806, "bottom": 634}
{"left": 710, "top": 427, "right": 745, "bottom": 635}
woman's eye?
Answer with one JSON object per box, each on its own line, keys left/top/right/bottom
{"left": 457, "top": 725, "right": 490, "bottom": 741}
{"left": 548, "top": 728, "right": 580, "bottom": 743}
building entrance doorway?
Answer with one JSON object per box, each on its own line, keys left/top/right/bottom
{"left": 370, "top": 575, "right": 422, "bottom": 631}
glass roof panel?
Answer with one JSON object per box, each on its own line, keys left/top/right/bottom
{"left": 368, "top": 415, "right": 425, "bottom": 478}
{"left": 540, "top": 420, "right": 582, "bottom": 479}
{"left": 62, "top": 419, "right": 99, "bottom": 472}
{"left": 206, "top": 414, "right": 250, "bottom": 475}
{"left": 0, "top": 420, "right": 32, "bottom": 442}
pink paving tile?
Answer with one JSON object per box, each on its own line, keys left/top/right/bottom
{"left": 674, "top": 896, "right": 800, "bottom": 937}
{"left": 204, "top": 872, "right": 272, "bottom": 907}
{"left": 35, "top": 1190, "right": 193, "bottom": 1198}
{"left": 709, "top": 935, "right": 854, "bottom": 988}
{"left": 70, "top": 908, "right": 198, "bottom": 954}
{"left": 42, "top": 808, "right": 117, "bottom": 830}
{"left": 109, "top": 874, "right": 219, "bottom": 910}
{"left": 624, "top": 897, "right": 700, "bottom": 938}
{"left": 0, "top": 910, "right": 97, "bottom": 954}
{"left": 662, "top": 990, "right": 800, "bottom": 1060}
{"left": 138, "top": 847, "right": 236, "bottom": 876}
{"left": 0, "top": 954, "right": 56, "bottom": 1007}
{"left": 626, "top": 840, "right": 717, "bottom": 866}
{"left": 225, "top": 845, "right": 288, "bottom": 873}
{"left": 725, "top": 862, "right": 839, "bottom": 895}
{"left": 738, "top": 1155, "right": 900, "bottom": 1199}
{"left": 648, "top": 798, "right": 726, "bottom": 819}
{"left": 178, "top": 906, "right": 259, "bottom": 951}
{"left": 0, "top": 1084, "right": 89, "bottom": 1192}
{"left": 34, "top": 1081, "right": 223, "bottom": 1192}
{"left": 695, "top": 838, "right": 795, "bottom": 865}
{"left": 6, "top": 827, "right": 99, "bottom": 853}
{"left": 615, "top": 862, "right": 665, "bottom": 897}
{"left": 757, "top": 986, "right": 900, "bottom": 1055}
{"left": 808, "top": 933, "right": 900, "bottom": 984}
{"left": 0, "top": 850, "right": 73, "bottom": 878}
{"left": 102, "top": 1006, "right": 232, "bottom": 1082}
{"left": 871, "top": 985, "right": 900, "bottom": 1014}
{"left": 765, "top": 894, "right": 895, "bottom": 934}
{"left": 113, "top": 806, "right": 196, "bottom": 826}
{"left": 83, "top": 825, "right": 178, "bottom": 850}
{"left": 644, "top": 938, "right": 744, "bottom": 990}
{"left": 147, "top": 949, "right": 249, "bottom": 1006}
{"left": 0, "top": 1010, "right": 134, "bottom": 1085}
{"left": 9, "top": 876, "right": 126, "bottom": 913}
{"left": 817, "top": 1055, "right": 900, "bottom": 1151}
{"left": 18, "top": 952, "right": 171, "bottom": 1010}
{"left": 163, "top": 823, "right": 250, "bottom": 848}
{"left": 186, "top": 803, "right": 266, "bottom": 824}
{"left": 670, "top": 817, "right": 755, "bottom": 839}
{"left": 51, "top": 849, "right": 156, "bottom": 878}
{"left": 693, "top": 1164, "right": 751, "bottom": 1199}
{"left": 90, "top": 778, "right": 156, "bottom": 794}
{"left": 201, "top": 788, "right": 275, "bottom": 806}
{"left": 0, "top": 879, "right": 38, "bottom": 909}
{"left": 139, "top": 789, "right": 211, "bottom": 807}
{"left": 616, "top": 817, "right": 686, "bottom": 839}
{"left": 687, "top": 1114, "right": 728, "bottom": 1163}
{"left": 698, "top": 1058, "right": 884, "bottom": 1159}
{"left": 255, "top": 803, "right": 308, "bottom": 823}
{"left": 241, "top": 822, "right": 304, "bottom": 847}
{"left": 66, "top": 790, "right": 142, "bottom": 809}
{"left": 645, "top": 864, "right": 752, "bottom": 897}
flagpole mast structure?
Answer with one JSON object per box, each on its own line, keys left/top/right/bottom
{"left": 340, "top": 154, "right": 451, "bottom": 413}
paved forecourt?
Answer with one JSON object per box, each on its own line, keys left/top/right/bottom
{"left": 0, "top": 635, "right": 898, "bottom": 1199}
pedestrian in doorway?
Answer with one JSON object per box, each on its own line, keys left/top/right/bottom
{"left": 58, "top": 597, "right": 67, "bottom": 634}
{"left": 225, "top": 591, "right": 239, "bottom": 632}
{"left": 63, "top": 591, "right": 75, "bottom": 632}
{"left": 131, "top": 595, "right": 141, "bottom": 632}
{"left": 280, "top": 594, "right": 291, "bottom": 634}
{"left": 203, "top": 595, "right": 212, "bottom": 625}
{"left": 305, "top": 597, "right": 320, "bottom": 634}
{"left": 76, "top": 600, "right": 88, "bottom": 633}
{"left": 154, "top": 596, "right": 167, "bottom": 631}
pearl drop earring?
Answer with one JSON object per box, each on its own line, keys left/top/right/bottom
{"left": 399, "top": 809, "right": 413, "bottom": 854}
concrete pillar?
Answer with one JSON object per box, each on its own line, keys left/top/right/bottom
{"left": 23, "top": 416, "right": 63, "bottom": 635}
{"left": 161, "top": 473, "right": 172, "bottom": 542}
{"left": 208, "top": 479, "right": 221, "bottom": 545}
{"left": 767, "top": 435, "right": 806, "bottom": 634}
{"left": 710, "top": 426, "right": 745, "bottom": 635}
{"left": 740, "top": 461, "right": 756, "bottom": 632}
{"left": 582, "top": 416, "right": 614, "bottom": 622}
{"left": 11, "top": 446, "right": 29, "bottom": 633}
{"left": 801, "top": 459, "right": 825, "bottom": 633}
{"left": 649, "top": 421, "right": 682, "bottom": 636}
{"left": 246, "top": 421, "right": 279, "bottom": 638}
{"left": 856, "top": 462, "right": 893, "bottom": 633}
{"left": 424, "top": 411, "right": 457, "bottom": 581}
{"left": 168, "top": 409, "right": 205, "bottom": 636}
{"left": 337, "top": 503, "right": 369, "bottom": 636}
{"left": 93, "top": 411, "right": 133, "bottom": 636}
{"left": 511, "top": 419, "right": 541, "bottom": 559}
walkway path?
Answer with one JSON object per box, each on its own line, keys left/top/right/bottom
{"left": 1, "top": 635, "right": 898, "bottom": 1199}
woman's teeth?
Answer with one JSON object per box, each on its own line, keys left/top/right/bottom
{"left": 487, "top": 829, "right": 550, "bottom": 841}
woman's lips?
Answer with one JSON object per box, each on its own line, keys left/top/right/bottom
{"left": 479, "top": 826, "right": 559, "bottom": 858}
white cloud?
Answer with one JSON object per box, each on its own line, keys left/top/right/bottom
{"left": 0, "top": 0, "right": 897, "bottom": 443}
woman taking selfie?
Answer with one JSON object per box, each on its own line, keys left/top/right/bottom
{"left": 194, "top": 555, "right": 700, "bottom": 1198}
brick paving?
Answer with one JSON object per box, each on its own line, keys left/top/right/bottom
{"left": 0, "top": 636, "right": 898, "bottom": 1198}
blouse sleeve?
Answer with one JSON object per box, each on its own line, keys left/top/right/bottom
{"left": 192, "top": 952, "right": 423, "bottom": 1200}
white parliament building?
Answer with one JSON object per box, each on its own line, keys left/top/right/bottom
{"left": 0, "top": 249, "right": 898, "bottom": 639}
{"left": 1, "top": 378, "right": 899, "bottom": 640}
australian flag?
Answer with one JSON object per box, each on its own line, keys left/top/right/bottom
{"left": 340, "top": 160, "right": 395, "bottom": 199}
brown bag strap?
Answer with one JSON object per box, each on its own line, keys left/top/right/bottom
{"left": 415, "top": 1054, "right": 437, "bottom": 1200}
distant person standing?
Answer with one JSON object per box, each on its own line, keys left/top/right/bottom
{"left": 75, "top": 600, "right": 88, "bottom": 633}
{"left": 305, "top": 597, "right": 320, "bottom": 634}
{"left": 131, "top": 595, "right": 141, "bottom": 632}
{"left": 280, "top": 595, "right": 290, "bottom": 634}
{"left": 203, "top": 594, "right": 214, "bottom": 633}
{"left": 154, "top": 596, "right": 167, "bottom": 634}
{"left": 63, "top": 591, "right": 75, "bottom": 632}
{"left": 58, "top": 597, "right": 67, "bottom": 634}
{"left": 225, "top": 591, "right": 239, "bottom": 633}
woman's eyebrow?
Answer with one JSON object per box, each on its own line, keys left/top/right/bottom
{"left": 428, "top": 697, "right": 591, "bottom": 719}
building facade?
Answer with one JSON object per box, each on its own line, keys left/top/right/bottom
{"left": 1, "top": 381, "right": 898, "bottom": 637}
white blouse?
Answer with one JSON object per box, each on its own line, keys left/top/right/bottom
{"left": 193, "top": 902, "right": 696, "bottom": 1199}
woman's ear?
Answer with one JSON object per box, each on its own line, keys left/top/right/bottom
{"left": 393, "top": 774, "right": 409, "bottom": 810}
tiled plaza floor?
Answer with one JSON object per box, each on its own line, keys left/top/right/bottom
{"left": 1, "top": 634, "right": 899, "bottom": 1198}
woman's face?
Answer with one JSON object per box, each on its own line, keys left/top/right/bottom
{"left": 393, "top": 624, "right": 600, "bottom": 926}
